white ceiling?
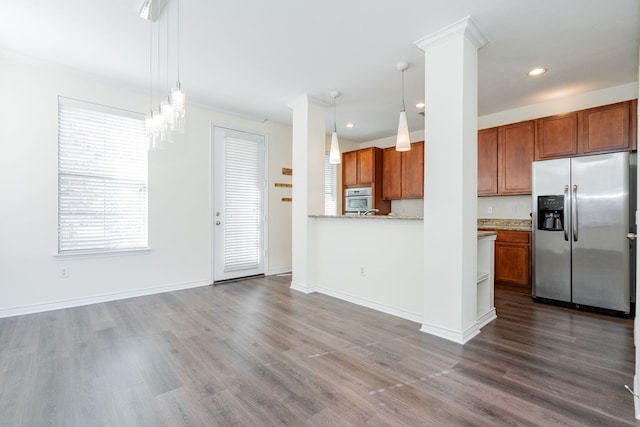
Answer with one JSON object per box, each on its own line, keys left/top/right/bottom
{"left": 0, "top": 1, "right": 638, "bottom": 142}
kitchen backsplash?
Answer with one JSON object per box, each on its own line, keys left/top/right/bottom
{"left": 390, "top": 199, "right": 424, "bottom": 217}
{"left": 477, "top": 195, "right": 532, "bottom": 219}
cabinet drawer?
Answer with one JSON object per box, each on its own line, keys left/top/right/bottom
{"left": 495, "top": 230, "right": 530, "bottom": 244}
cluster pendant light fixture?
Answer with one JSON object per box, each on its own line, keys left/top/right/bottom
{"left": 395, "top": 62, "right": 411, "bottom": 152}
{"left": 329, "top": 90, "right": 341, "bottom": 164}
{"left": 141, "top": 0, "right": 185, "bottom": 150}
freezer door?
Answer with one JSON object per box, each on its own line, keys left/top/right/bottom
{"left": 532, "top": 158, "right": 571, "bottom": 302}
{"left": 571, "top": 152, "right": 630, "bottom": 312}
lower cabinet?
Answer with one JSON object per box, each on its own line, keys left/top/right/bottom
{"left": 493, "top": 230, "right": 531, "bottom": 294}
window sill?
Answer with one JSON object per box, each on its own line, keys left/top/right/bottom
{"left": 54, "top": 247, "right": 151, "bottom": 261}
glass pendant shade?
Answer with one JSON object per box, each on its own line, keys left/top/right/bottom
{"left": 329, "top": 131, "right": 341, "bottom": 164}
{"left": 161, "top": 97, "right": 176, "bottom": 132}
{"left": 170, "top": 83, "right": 186, "bottom": 133}
{"left": 396, "top": 110, "right": 411, "bottom": 151}
{"left": 148, "top": 111, "right": 166, "bottom": 150}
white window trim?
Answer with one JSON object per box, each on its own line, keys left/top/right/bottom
{"left": 57, "top": 96, "right": 149, "bottom": 256}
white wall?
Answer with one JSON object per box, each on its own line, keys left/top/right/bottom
{"left": 0, "top": 54, "right": 293, "bottom": 316}
{"left": 310, "top": 217, "right": 424, "bottom": 322}
{"left": 477, "top": 82, "right": 639, "bottom": 220}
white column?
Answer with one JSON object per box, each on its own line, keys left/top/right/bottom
{"left": 415, "top": 17, "right": 487, "bottom": 344}
{"left": 289, "top": 95, "right": 326, "bottom": 292}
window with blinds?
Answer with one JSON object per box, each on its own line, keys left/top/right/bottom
{"left": 223, "top": 135, "right": 264, "bottom": 272}
{"left": 57, "top": 97, "right": 148, "bottom": 253}
{"left": 324, "top": 155, "right": 338, "bottom": 215}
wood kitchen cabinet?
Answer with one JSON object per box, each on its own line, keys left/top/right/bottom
{"left": 477, "top": 128, "right": 498, "bottom": 195}
{"left": 493, "top": 230, "right": 531, "bottom": 294}
{"left": 383, "top": 141, "right": 424, "bottom": 200}
{"left": 477, "top": 121, "right": 534, "bottom": 196}
{"left": 534, "top": 100, "right": 637, "bottom": 160}
{"left": 342, "top": 147, "right": 379, "bottom": 187}
{"left": 341, "top": 147, "right": 390, "bottom": 214}
{"left": 535, "top": 112, "right": 579, "bottom": 160}
{"left": 581, "top": 101, "right": 630, "bottom": 154}
{"left": 499, "top": 121, "right": 535, "bottom": 195}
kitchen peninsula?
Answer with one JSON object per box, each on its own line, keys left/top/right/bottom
{"left": 301, "top": 215, "right": 497, "bottom": 337}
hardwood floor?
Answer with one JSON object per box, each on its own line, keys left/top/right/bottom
{"left": 0, "top": 275, "right": 638, "bottom": 426}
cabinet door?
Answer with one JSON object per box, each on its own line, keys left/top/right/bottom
{"left": 402, "top": 141, "right": 424, "bottom": 198}
{"left": 383, "top": 147, "right": 402, "bottom": 200}
{"left": 494, "top": 231, "right": 531, "bottom": 294}
{"left": 499, "top": 121, "right": 534, "bottom": 195}
{"left": 342, "top": 150, "right": 358, "bottom": 187}
{"left": 357, "top": 147, "right": 375, "bottom": 185}
{"left": 535, "top": 112, "right": 578, "bottom": 160}
{"left": 582, "top": 101, "right": 630, "bottom": 154}
{"left": 478, "top": 128, "right": 498, "bottom": 195}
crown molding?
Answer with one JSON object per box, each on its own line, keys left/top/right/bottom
{"left": 414, "top": 16, "right": 488, "bottom": 51}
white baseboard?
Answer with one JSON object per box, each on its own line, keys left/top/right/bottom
{"left": 476, "top": 308, "right": 497, "bottom": 329}
{"left": 0, "top": 279, "right": 212, "bottom": 319}
{"left": 294, "top": 284, "right": 422, "bottom": 324}
{"left": 420, "top": 322, "right": 480, "bottom": 345}
{"left": 267, "top": 266, "right": 292, "bottom": 276}
{"left": 290, "top": 281, "right": 317, "bottom": 294}
{"left": 635, "top": 374, "right": 640, "bottom": 420}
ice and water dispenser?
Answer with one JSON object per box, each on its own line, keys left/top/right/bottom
{"left": 537, "top": 195, "right": 564, "bottom": 231}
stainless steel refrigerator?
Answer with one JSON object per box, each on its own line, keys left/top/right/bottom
{"left": 532, "top": 152, "right": 636, "bottom": 313}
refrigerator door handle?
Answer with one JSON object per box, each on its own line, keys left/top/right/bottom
{"left": 572, "top": 184, "right": 578, "bottom": 241}
{"left": 563, "top": 185, "right": 569, "bottom": 241}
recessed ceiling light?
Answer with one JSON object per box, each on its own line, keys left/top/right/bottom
{"left": 528, "top": 67, "right": 547, "bottom": 77}
{"left": 345, "top": 123, "right": 355, "bottom": 128}
{"left": 415, "top": 102, "right": 425, "bottom": 109}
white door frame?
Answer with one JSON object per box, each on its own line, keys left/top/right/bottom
{"left": 210, "top": 123, "right": 269, "bottom": 283}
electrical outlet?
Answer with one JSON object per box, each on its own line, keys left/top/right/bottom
{"left": 487, "top": 206, "right": 493, "bottom": 214}
{"left": 60, "top": 267, "right": 69, "bottom": 278}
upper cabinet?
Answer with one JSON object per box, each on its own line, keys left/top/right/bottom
{"left": 402, "top": 141, "right": 424, "bottom": 198}
{"left": 382, "top": 148, "right": 402, "bottom": 200}
{"left": 535, "top": 112, "right": 579, "bottom": 160}
{"left": 499, "top": 121, "right": 535, "bottom": 195}
{"left": 383, "top": 141, "right": 424, "bottom": 200}
{"left": 478, "top": 128, "right": 498, "bottom": 195}
{"left": 479, "top": 99, "right": 637, "bottom": 196}
{"left": 342, "top": 147, "right": 380, "bottom": 187}
{"left": 581, "top": 101, "right": 630, "bottom": 154}
{"left": 535, "top": 100, "right": 636, "bottom": 161}
{"left": 478, "top": 121, "right": 533, "bottom": 196}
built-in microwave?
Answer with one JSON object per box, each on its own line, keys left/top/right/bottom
{"left": 344, "top": 187, "right": 373, "bottom": 215}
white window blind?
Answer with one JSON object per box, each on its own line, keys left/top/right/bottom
{"left": 324, "top": 155, "right": 338, "bottom": 215}
{"left": 224, "top": 136, "right": 264, "bottom": 272}
{"left": 58, "top": 97, "right": 148, "bottom": 253}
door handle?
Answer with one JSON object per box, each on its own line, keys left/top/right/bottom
{"left": 563, "top": 185, "right": 569, "bottom": 241}
{"left": 627, "top": 233, "right": 637, "bottom": 241}
{"left": 572, "top": 184, "right": 578, "bottom": 242}
{"left": 216, "top": 221, "right": 221, "bottom": 225}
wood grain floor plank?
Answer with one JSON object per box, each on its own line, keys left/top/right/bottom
{"left": 1, "top": 276, "right": 638, "bottom": 426}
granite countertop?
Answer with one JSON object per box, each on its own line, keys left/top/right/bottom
{"left": 309, "top": 214, "right": 423, "bottom": 220}
{"left": 477, "top": 218, "right": 532, "bottom": 232}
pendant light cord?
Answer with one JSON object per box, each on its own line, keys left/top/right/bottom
{"left": 176, "top": 0, "right": 181, "bottom": 84}
{"left": 333, "top": 97, "right": 337, "bottom": 133}
{"left": 401, "top": 69, "right": 406, "bottom": 113}
{"left": 149, "top": 22, "right": 153, "bottom": 112}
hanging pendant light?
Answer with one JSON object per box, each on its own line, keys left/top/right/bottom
{"left": 395, "top": 62, "right": 411, "bottom": 152}
{"left": 329, "top": 90, "right": 341, "bottom": 164}
{"left": 169, "top": 0, "right": 185, "bottom": 133}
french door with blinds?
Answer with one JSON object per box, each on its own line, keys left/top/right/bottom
{"left": 213, "top": 126, "right": 266, "bottom": 281}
